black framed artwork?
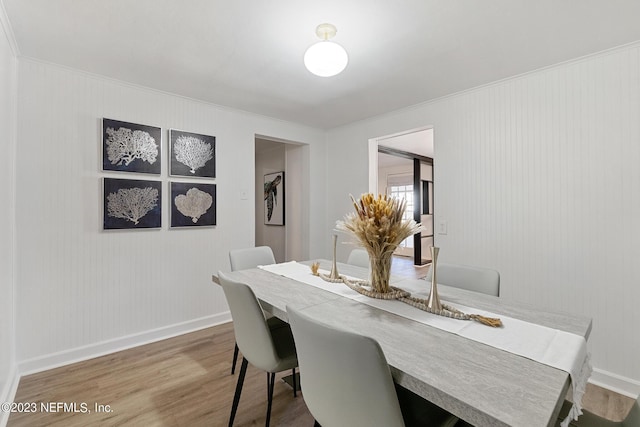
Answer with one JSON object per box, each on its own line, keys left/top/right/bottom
{"left": 264, "top": 171, "right": 284, "bottom": 226}
{"left": 169, "top": 129, "right": 216, "bottom": 178}
{"left": 170, "top": 181, "right": 217, "bottom": 228}
{"left": 102, "top": 118, "right": 161, "bottom": 174}
{"left": 103, "top": 177, "right": 162, "bottom": 230}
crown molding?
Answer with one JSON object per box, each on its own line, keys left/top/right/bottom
{"left": 0, "top": 0, "right": 20, "bottom": 56}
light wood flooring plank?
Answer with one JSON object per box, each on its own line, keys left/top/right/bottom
{"left": 8, "top": 323, "right": 312, "bottom": 427}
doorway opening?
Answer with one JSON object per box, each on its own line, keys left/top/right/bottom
{"left": 368, "top": 128, "right": 434, "bottom": 266}
{"left": 255, "top": 135, "right": 307, "bottom": 263}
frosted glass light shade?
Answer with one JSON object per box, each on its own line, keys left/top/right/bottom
{"left": 304, "top": 41, "right": 348, "bottom": 77}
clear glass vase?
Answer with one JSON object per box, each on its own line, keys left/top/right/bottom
{"left": 369, "top": 252, "right": 393, "bottom": 293}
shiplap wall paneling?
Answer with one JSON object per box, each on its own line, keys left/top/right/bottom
{"left": 326, "top": 43, "right": 640, "bottom": 396}
{"left": 0, "top": 7, "right": 18, "bottom": 418}
{"left": 14, "top": 58, "right": 326, "bottom": 372}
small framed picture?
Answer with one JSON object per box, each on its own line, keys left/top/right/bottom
{"left": 264, "top": 171, "right": 284, "bottom": 226}
{"left": 170, "top": 182, "right": 217, "bottom": 228}
{"left": 103, "top": 177, "right": 162, "bottom": 230}
{"left": 102, "top": 118, "right": 161, "bottom": 174}
{"left": 169, "top": 129, "right": 216, "bottom": 178}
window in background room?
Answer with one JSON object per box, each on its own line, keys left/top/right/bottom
{"left": 389, "top": 184, "right": 414, "bottom": 249}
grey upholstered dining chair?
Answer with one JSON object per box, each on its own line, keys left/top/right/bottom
{"left": 287, "top": 306, "right": 458, "bottom": 427}
{"left": 425, "top": 262, "right": 500, "bottom": 297}
{"left": 229, "top": 245, "right": 276, "bottom": 272}
{"left": 218, "top": 272, "right": 298, "bottom": 427}
{"left": 556, "top": 395, "right": 640, "bottom": 427}
{"left": 346, "top": 248, "right": 370, "bottom": 269}
{"left": 228, "top": 246, "right": 277, "bottom": 374}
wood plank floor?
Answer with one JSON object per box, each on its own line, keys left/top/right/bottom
{"left": 8, "top": 323, "right": 313, "bottom": 427}
{"left": 391, "top": 255, "right": 431, "bottom": 280}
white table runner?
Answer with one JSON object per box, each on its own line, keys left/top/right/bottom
{"left": 260, "top": 261, "right": 592, "bottom": 427}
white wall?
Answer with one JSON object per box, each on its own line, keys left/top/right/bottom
{"left": 0, "top": 3, "right": 17, "bottom": 418}
{"left": 327, "top": 43, "right": 640, "bottom": 396}
{"left": 15, "top": 58, "right": 327, "bottom": 370}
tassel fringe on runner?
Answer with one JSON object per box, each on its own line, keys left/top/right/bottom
{"left": 561, "top": 353, "right": 593, "bottom": 427}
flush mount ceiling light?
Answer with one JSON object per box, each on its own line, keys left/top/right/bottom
{"left": 304, "top": 23, "right": 349, "bottom": 77}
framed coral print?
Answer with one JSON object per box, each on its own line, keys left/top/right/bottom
{"left": 170, "top": 182, "right": 216, "bottom": 228}
{"left": 169, "top": 129, "right": 216, "bottom": 178}
{"left": 102, "top": 118, "right": 161, "bottom": 174}
{"left": 103, "top": 177, "right": 162, "bottom": 230}
{"left": 264, "top": 171, "right": 284, "bottom": 226}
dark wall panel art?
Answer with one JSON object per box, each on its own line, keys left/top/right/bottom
{"left": 170, "top": 181, "right": 217, "bottom": 228}
{"left": 169, "top": 129, "right": 216, "bottom": 178}
{"left": 103, "top": 177, "right": 162, "bottom": 230}
{"left": 102, "top": 118, "right": 161, "bottom": 174}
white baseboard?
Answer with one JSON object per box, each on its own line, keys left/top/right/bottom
{"left": 18, "top": 312, "right": 231, "bottom": 376}
{"left": 590, "top": 368, "right": 640, "bottom": 399}
{"left": 0, "top": 365, "right": 20, "bottom": 427}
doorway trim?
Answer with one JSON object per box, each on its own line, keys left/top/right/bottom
{"left": 368, "top": 126, "right": 434, "bottom": 265}
{"left": 367, "top": 126, "right": 433, "bottom": 194}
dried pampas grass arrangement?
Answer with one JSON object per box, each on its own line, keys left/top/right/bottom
{"left": 336, "top": 193, "right": 424, "bottom": 293}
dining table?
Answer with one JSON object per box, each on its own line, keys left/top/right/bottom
{"left": 218, "top": 259, "right": 592, "bottom": 427}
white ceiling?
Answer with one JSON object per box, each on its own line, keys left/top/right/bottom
{"left": 5, "top": 1, "right": 640, "bottom": 129}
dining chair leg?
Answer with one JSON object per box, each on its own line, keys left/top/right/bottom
{"left": 228, "top": 357, "right": 248, "bottom": 427}
{"left": 265, "top": 372, "right": 276, "bottom": 427}
{"left": 231, "top": 342, "right": 239, "bottom": 374}
{"left": 291, "top": 368, "right": 297, "bottom": 397}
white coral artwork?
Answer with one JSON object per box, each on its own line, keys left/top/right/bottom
{"left": 107, "top": 187, "right": 159, "bottom": 225}
{"left": 174, "top": 188, "right": 213, "bottom": 223}
{"left": 106, "top": 127, "right": 158, "bottom": 166}
{"left": 174, "top": 136, "right": 214, "bottom": 174}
